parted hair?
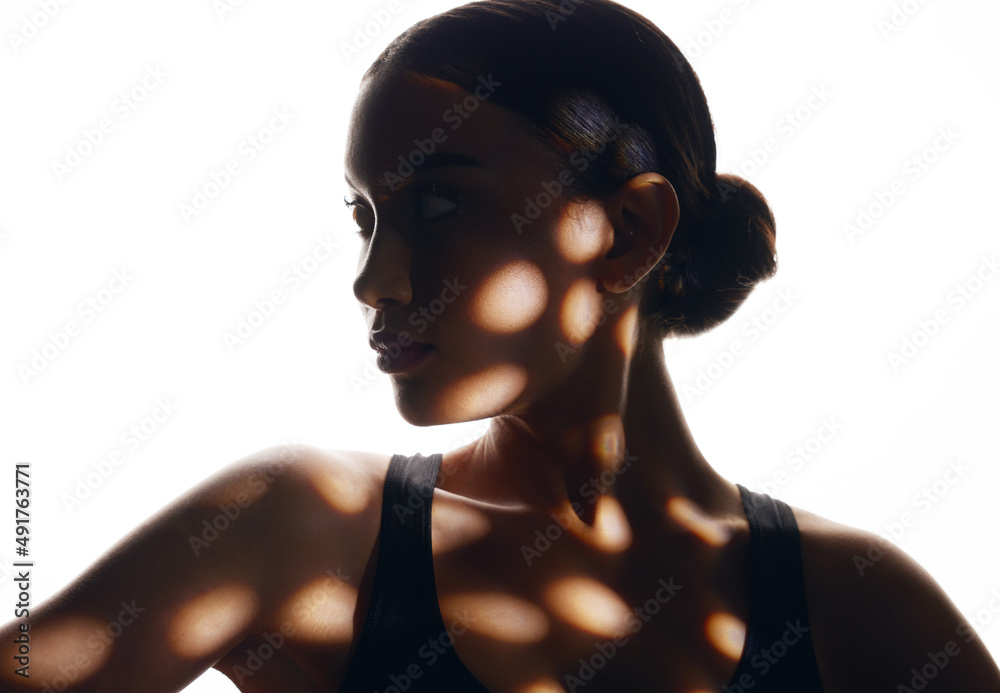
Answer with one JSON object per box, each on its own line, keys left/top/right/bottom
{"left": 364, "top": 0, "right": 778, "bottom": 337}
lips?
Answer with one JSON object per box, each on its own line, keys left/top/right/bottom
{"left": 369, "top": 332, "right": 433, "bottom": 374}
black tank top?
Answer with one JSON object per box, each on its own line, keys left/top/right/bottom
{"left": 338, "top": 452, "right": 825, "bottom": 691}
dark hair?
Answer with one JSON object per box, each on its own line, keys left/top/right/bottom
{"left": 364, "top": 0, "right": 777, "bottom": 338}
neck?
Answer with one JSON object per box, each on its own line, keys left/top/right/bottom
{"left": 443, "top": 327, "right": 730, "bottom": 531}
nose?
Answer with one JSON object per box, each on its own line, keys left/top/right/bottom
{"left": 352, "top": 225, "right": 413, "bottom": 310}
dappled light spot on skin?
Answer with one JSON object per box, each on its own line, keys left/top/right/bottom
{"left": 543, "top": 575, "right": 632, "bottom": 638}
{"left": 168, "top": 583, "right": 258, "bottom": 659}
{"left": 432, "top": 498, "right": 492, "bottom": 555}
{"left": 705, "top": 611, "right": 746, "bottom": 660}
{"left": 308, "top": 464, "right": 372, "bottom": 516}
{"left": 556, "top": 200, "right": 607, "bottom": 264}
{"left": 438, "top": 363, "right": 528, "bottom": 421}
{"left": 614, "top": 304, "right": 639, "bottom": 358}
{"left": 666, "top": 496, "right": 732, "bottom": 547}
{"left": 589, "top": 414, "right": 625, "bottom": 468}
{"left": 440, "top": 592, "right": 549, "bottom": 644}
{"left": 2, "top": 616, "right": 111, "bottom": 684}
{"left": 589, "top": 494, "right": 633, "bottom": 553}
{"left": 469, "top": 260, "right": 548, "bottom": 334}
{"left": 559, "top": 279, "right": 602, "bottom": 346}
{"left": 516, "top": 677, "right": 568, "bottom": 693}
{"left": 277, "top": 575, "right": 358, "bottom": 644}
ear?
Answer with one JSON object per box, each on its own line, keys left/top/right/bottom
{"left": 601, "top": 173, "right": 680, "bottom": 294}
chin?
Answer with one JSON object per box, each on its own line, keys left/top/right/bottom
{"left": 392, "top": 361, "right": 530, "bottom": 426}
{"left": 392, "top": 385, "right": 450, "bottom": 427}
{"left": 396, "top": 406, "right": 442, "bottom": 428}
{"left": 394, "top": 400, "right": 474, "bottom": 428}
{"left": 392, "top": 389, "right": 497, "bottom": 428}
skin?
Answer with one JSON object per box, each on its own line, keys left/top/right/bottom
{"left": 1, "top": 71, "right": 997, "bottom": 692}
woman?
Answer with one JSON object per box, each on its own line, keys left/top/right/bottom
{"left": 3, "top": 0, "right": 999, "bottom": 690}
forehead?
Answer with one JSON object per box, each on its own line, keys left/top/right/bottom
{"left": 344, "top": 71, "right": 537, "bottom": 195}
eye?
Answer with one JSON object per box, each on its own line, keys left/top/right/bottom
{"left": 410, "top": 183, "right": 459, "bottom": 221}
{"left": 343, "top": 195, "right": 374, "bottom": 236}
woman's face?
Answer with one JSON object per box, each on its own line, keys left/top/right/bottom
{"left": 344, "top": 71, "right": 635, "bottom": 426}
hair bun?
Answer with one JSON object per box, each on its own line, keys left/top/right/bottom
{"left": 650, "top": 173, "right": 777, "bottom": 337}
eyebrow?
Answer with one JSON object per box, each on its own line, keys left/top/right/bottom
{"left": 345, "top": 151, "right": 488, "bottom": 193}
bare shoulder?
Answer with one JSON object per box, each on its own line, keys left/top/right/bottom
{"left": 192, "top": 443, "right": 394, "bottom": 594}
{"left": 202, "top": 442, "right": 390, "bottom": 497}
{"left": 788, "top": 505, "right": 1000, "bottom": 692}
{"left": 0, "top": 443, "right": 392, "bottom": 692}
{"left": 259, "top": 443, "right": 393, "bottom": 545}
{"left": 200, "top": 442, "right": 391, "bottom": 524}
{"left": 104, "top": 443, "right": 391, "bottom": 578}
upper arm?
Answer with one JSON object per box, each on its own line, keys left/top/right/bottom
{"left": 0, "top": 443, "right": 320, "bottom": 692}
{"left": 795, "top": 509, "right": 1000, "bottom": 692}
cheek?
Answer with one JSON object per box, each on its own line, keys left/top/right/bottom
{"left": 555, "top": 199, "right": 608, "bottom": 264}
{"left": 461, "top": 192, "right": 607, "bottom": 330}
{"left": 560, "top": 279, "right": 606, "bottom": 345}
{"left": 431, "top": 362, "right": 530, "bottom": 423}
{"left": 467, "top": 259, "right": 549, "bottom": 334}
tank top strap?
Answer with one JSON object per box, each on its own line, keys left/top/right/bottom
{"left": 362, "top": 452, "right": 441, "bottom": 641}
{"left": 725, "top": 484, "right": 824, "bottom": 691}
{"left": 338, "top": 452, "right": 491, "bottom": 692}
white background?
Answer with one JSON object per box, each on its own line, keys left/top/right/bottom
{"left": 1, "top": 0, "right": 998, "bottom": 689}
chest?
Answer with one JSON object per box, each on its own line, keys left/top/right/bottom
{"left": 228, "top": 495, "right": 751, "bottom": 691}
{"left": 426, "top": 500, "right": 752, "bottom": 691}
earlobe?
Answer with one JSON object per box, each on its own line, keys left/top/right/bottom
{"left": 602, "top": 173, "right": 679, "bottom": 293}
